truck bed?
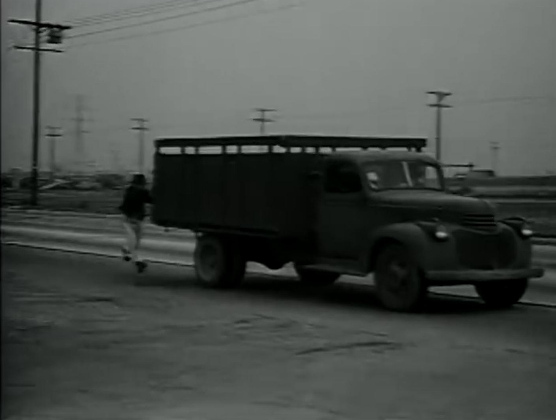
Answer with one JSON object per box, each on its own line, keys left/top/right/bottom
{"left": 151, "top": 134, "right": 427, "bottom": 237}
{"left": 151, "top": 152, "right": 321, "bottom": 238}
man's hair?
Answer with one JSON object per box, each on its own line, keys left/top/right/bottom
{"left": 131, "top": 173, "right": 146, "bottom": 186}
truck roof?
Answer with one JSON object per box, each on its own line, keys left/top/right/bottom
{"left": 155, "top": 134, "right": 427, "bottom": 151}
{"left": 334, "top": 150, "right": 438, "bottom": 165}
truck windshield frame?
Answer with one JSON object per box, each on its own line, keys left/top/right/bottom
{"left": 364, "top": 160, "right": 444, "bottom": 192}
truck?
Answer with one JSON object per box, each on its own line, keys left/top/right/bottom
{"left": 151, "top": 134, "right": 544, "bottom": 312}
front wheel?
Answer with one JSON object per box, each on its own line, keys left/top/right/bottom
{"left": 474, "top": 279, "right": 528, "bottom": 309}
{"left": 294, "top": 264, "right": 339, "bottom": 286}
{"left": 374, "top": 244, "right": 427, "bottom": 312}
{"left": 194, "top": 235, "right": 245, "bottom": 288}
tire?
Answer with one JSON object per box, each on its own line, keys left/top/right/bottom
{"left": 294, "top": 264, "right": 339, "bottom": 286}
{"left": 474, "top": 279, "right": 528, "bottom": 309}
{"left": 374, "top": 244, "right": 427, "bottom": 312}
{"left": 194, "top": 235, "right": 246, "bottom": 288}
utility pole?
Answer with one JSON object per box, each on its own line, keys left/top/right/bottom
{"left": 252, "top": 108, "right": 276, "bottom": 136}
{"left": 490, "top": 141, "right": 500, "bottom": 175}
{"left": 427, "top": 90, "right": 453, "bottom": 163}
{"left": 252, "top": 108, "right": 276, "bottom": 152}
{"left": 9, "top": 1, "right": 71, "bottom": 206}
{"left": 131, "top": 118, "right": 149, "bottom": 173}
{"left": 46, "top": 126, "right": 62, "bottom": 180}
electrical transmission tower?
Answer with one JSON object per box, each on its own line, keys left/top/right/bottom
{"left": 110, "top": 141, "right": 122, "bottom": 173}
{"left": 73, "top": 95, "right": 89, "bottom": 171}
{"left": 427, "top": 90, "right": 453, "bottom": 163}
{"left": 8, "top": 0, "right": 71, "bottom": 205}
{"left": 131, "top": 118, "right": 149, "bottom": 173}
{"left": 46, "top": 126, "right": 63, "bottom": 180}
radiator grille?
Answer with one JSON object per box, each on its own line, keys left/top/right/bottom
{"left": 462, "top": 213, "right": 497, "bottom": 232}
{"left": 454, "top": 229, "right": 517, "bottom": 269}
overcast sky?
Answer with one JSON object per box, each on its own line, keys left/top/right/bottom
{"left": 2, "top": 0, "right": 555, "bottom": 175}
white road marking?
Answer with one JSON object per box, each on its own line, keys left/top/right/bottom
{"left": 1, "top": 225, "right": 196, "bottom": 252}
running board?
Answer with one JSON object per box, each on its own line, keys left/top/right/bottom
{"left": 300, "top": 264, "right": 366, "bottom": 277}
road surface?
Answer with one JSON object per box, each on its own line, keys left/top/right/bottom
{"left": 2, "top": 210, "right": 556, "bottom": 306}
{"left": 2, "top": 211, "right": 556, "bottom": 419}
{"left": 3, "top": 245, "right": 556, "bottom": 420}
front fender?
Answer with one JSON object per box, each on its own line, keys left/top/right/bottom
{"left": 363, "top": 222, "right": 459, "bottom": 273}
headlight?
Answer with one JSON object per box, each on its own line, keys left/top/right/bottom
{"left": 434, "top": 224, "right": 449, "bottom": 241}
{"left": 417, "top": 219, "right": 450, "bottom": 241}
{"left": 520, "top": 226, "right": 533, "bottom": 238}
{"left": 502, "top": 217, "right": 533, "bottom": 239}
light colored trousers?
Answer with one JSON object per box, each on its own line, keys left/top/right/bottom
{"left": 122, "top": 216, "right": 144, "bottom": 262}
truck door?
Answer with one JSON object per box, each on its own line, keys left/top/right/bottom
{"left": 316, "top": 159, "right": 369, "bottom": 260}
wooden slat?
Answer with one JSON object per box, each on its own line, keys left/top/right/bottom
{"left": 155, "top": 135, "right": 426, "bottom": 151}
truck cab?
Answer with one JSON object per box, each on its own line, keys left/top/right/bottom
{"left": 297, "top": 151, "right": 543, "bottom": 310}
{"left": 151, "top": 135, "right": 544, "bottom": 312}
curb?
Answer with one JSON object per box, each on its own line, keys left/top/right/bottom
{"left": 2, "top": 207, "right": 120, "bottom": 219}
{"left": 532, "top": 238, "right": 556, "bottom": 246}
{"left": 536, "top": 260, "right": 556, "bottom": 270}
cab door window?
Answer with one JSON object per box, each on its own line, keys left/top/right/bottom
{"left": 324, "top": 162, "right": 362, "bottom": 194}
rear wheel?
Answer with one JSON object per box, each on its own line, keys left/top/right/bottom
{"left": 474, "top": 279, "right": 528, "bottom": 309}
{"left": 374, "top": 244, "right": 427, "bottom": 312}
{"left": 294, "top": 264, "right": 339, "bottom": 286}
{"left": 194, "top": 235, "right": 245, "bottom": 288}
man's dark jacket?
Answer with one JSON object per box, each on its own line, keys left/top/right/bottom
{"left": 119, "top": 185, "right": 152, "bottom": 221}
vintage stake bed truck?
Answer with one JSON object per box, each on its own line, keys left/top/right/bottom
{"left": 151, "top": 135, "right": 544, "bottom": 312}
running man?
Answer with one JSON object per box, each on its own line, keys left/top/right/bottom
{"left": 118, "top": 173, "right": 153, "bottom": 273}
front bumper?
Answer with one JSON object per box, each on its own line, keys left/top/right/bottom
{"left": 426, "top": 267, "right": 544, "bottom": 285}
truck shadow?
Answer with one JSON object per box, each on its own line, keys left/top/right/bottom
{"left": 136, "top": 268, "right": 504, "bottom": 316}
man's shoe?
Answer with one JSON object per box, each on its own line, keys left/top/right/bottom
{"left": 121, "top": 247, "right": 131, "bottom": 262}
{"left": 136, "top": 261, "right": 147, "bottom": 273}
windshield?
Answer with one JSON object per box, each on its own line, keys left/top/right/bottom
{"left": 364, "top": 160, "right": 443, "bottom": 191}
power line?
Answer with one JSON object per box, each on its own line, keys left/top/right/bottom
{"left": 68, "top": 0, "right": 259, "bottom": 39}
{"left": 68, "top": 3, "right": 298, "bottom": 48}
{"left": 70, "top": 0, "right": 243, "bottom": 30}
{"left": 68, "top": 0, "right": 201, "bottom": 27}
{"left": 455, "top": 95, "right": 556, "bottom": 108}
{"left": 81, "top": 93, "right": 554, "bottom": 137}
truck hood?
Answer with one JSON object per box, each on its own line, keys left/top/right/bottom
{"left": 374, "top": 190, "right": 495, "bottom": 219}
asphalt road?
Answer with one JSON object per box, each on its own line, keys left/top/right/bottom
{"left": 2, "top": 211, "right": 556, "bottom": 419}
{"left": 2, "top": 210, "right": 556, "bottom": 306}
{"left": 3, "top": 245, "right": 556, "bottom": 420}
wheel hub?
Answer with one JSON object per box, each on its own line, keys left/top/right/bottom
{"left": 386, "top": 259, "right": 409, "bottom": 291}
{"left": 199, "top": 244, "right": 219, "bottom": 279}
